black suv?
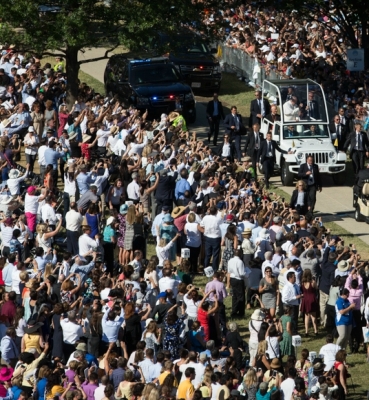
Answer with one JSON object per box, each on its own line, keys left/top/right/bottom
{"left": 149, "top": 32, "right": 222, "bottom": 93}
{"left": 104, "top": 56, "right": 196, "bottom": 123}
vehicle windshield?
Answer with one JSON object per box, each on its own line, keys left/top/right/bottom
{"left": 282, "top": 124, "right": 330, "bottom": 139}
{"left": 130, "top": 65, "right": 180, "bottom": 85}
{"left": 161, "top": 35, "right": 210, "bottom": 54}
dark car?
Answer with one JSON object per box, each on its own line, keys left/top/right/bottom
{"left": 104, "top": 56, "right": 196, "bottom": 123}
{"left": 149, "top": 32, "right": 222, "bottom": 93}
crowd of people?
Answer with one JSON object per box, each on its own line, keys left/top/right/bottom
{"left": 0, "top": 14, "right": 367, "bottom": 400}
{"left": 216, "top": 3, "right": 369, "bottom": 129}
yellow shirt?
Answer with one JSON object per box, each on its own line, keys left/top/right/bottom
{"left": 159, "top": 371, "right": 178, "bottom": 386}
{"left": 177, "top": 379, "right": 194, "bottom": 399}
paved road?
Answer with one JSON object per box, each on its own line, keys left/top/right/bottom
{"left": 80, "top": 48, "right": 369, "bottom": 244}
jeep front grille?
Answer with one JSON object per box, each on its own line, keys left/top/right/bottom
{"left": 304, "top": 152, "right": 329, "bottom": 164}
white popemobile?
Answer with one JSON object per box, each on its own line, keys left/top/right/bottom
{"left": 258, "top": 79, "right": 346, "bottom": 186}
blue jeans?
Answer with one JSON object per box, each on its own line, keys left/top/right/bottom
{"left": 1, "top": 166, "right": 9, "bottom": 183}
{"left": 204, "top": 236, "right": 221, "bottom": 271}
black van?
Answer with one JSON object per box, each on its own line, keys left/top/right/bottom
{"left": 104, "top": 56, "right": 196, "bottom": 123}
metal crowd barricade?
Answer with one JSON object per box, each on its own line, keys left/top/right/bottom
{"left": 218, "top": 43, "right": 280, "bottom": 87}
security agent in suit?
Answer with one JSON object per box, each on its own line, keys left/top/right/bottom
{"left": 297, "top": 155, "right": 322, "bottom": 212}
{"left": 265, "top": 104, "right": 281, "bottom": 124}
{"left": 243, "top": 123, "right": 263, "bottom": 174}
{"left": 343, "top": 123, "right": 369, "bottom": 175}
{"left": 223, "top": 106, "right": 245, "bottom": 162}
{"left": 258, "top": 132, "right": 291, "bottom": 189}
{"left": 249, "top": 90, "right": 271, "bottom": 126}
{"left": 329, "top": 115, "right": 347, "bottom": 151}
{"left": 206, "top": 93, "right": 225, "bottom": 146}
{"left": 301, "top": 91, "right": 320, "bottom": 120}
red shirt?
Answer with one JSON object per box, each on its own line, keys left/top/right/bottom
{"left": 1, "top": 301, "right": 16, "bottom": 325}
{"left": 174, "top": 214, "right": 187, "bottom": 232}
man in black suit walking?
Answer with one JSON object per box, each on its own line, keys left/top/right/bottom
{"left": 302, "top": 91, "right": 320, "bottom": 120}
{"left": 224, "top": 106, "right": 245, "bottom": 161}
{"left": 244, "top": 123, "right": 263, "bottom": 174}
{"left": 250, "top": 90, "right": 271, "bottom": 126}
{"left": 206, "top": 93, "right": 225, "bottom": 146}
{"left": 258, "top": 132, "right": 291, "bottom": 189}
{"left": 329, "top": 115, "right": 346, "bottom": 151}
{"left": 343, "top": 123, "right": 369, "bottom": 174}
{"left": 297, "top": 155, "right": 322, "bottom": 212}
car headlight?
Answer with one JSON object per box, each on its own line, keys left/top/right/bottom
{"left": 184, "top": 93, "right": 194, "bottom": 101}
{"left": 329, "top": 151, "right": 335, "bottom": 158}
{"left": 296, "top": 152, "right": 303, "bottom": 159}
{"left": 137, "top": 97, "right": 149, "bottom": 105}
{"left": 213, "top": 65, "right": 221, "bottom": 74}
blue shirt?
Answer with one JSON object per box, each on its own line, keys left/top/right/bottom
{"left": 335, "top": 296, "right": 353, "bottom": 326}
{"left": 103, "top": 225, "right": 116, "bottom": 243}
{"left": 175, "top": 178, "right": 190, "bottom": 200}
{"left": 68, "top": 123, "right": 82, "bottom": 142}
{"left": 76, "top": 172, "right": 92, "bottom": 195}
{"left": 101, "top": 307, "right": 124, "bottom": 343}
{"left": 70, "top": 260, "right": 95, "bottom": 283}
{"left": 44, "top": 148, "right": 65, "bottom": 170}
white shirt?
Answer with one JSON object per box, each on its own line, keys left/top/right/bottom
{"left": 93, "top": 384, "right": 106, "bottom": 400}
{"left": 65, "top": 210, "right": 83, "bottom": 232}
{"left": 40, "top": 203, "right": 57, "bottom": 225}
{"left": 7, "top": 172, "right": 28, "bottom": 195}
{"left": 78, "top": 234, "right": 99, "bottom": 256}
{"left": 319, "top": 343, "right": 340, "bottom": 371}
{"left": 281, "top": 280, "right": 299, "bottom": 306}
{"left": 1, "top": 225, "right": 14, "bottom": 247}
{"left": 96, "top": 129, "right": 110, "bottom": 147}
{"left": 60, "top": 318, "right": 83, "bottom": 344}
{"left": 11, "top": 269, "right": 21, "bottom": 294}
{"left": 283, "top": 101, "right": 300, "bottom": 121}
{"left": 183, "top": 293, "right": 200, "bottom": 318}
{"left": 38, "top": 145, "right": 47, "bottom": 166}
{"left": 179, "top": 361, "right": 206, "bottom": 387}
{"left": 127, "top": 179, "right": 140, "bottom": 200}
{"left": 280, "top": 377, "right": 295, "bottom": 400}
{"left": 24, "top": 194, "right": 41, "bottom": 214}
{"left": 200, "top": 215, "right": 222, "bottom": 238}
{"left": 221, "top": 143, "right": 231, "bottom": 157}
{"left": 24, "top": 134, "right": 39, "bottom": 155}
{"left": 158, "top": 276, "right": 179, "bottom": 297}
{"left": 227, "top": 256, "right": 245, "bottom": 280}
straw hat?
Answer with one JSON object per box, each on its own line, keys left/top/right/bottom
{"left": 82, "top": 134, "right": 91, "bottom": 143}
{"left": 110, "top": 126, "right": 119, "bottom": 135}
{"left": 68, "top": 131, "right": 78, "bottom": 140}
{"left": 171, "top": 206, "right": 186, "bottom": 219}
{"left": 337, "top": 260, "right": 350, "bottom": 272}
{"left": 168, "top": 111, "right": 179, "bottom": 122}
{"left": 251, "top": 309, "right": 265, "bottom": 321}
{"left": 242, "top": 228, "right": 252, "bottom": 236}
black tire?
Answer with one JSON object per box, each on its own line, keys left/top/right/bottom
{"left": 187, "top": 108, "right": 197, "bottom": 124}
{"left": 355, "top": 205, "right": 363, "bottom": 222}
{"left": 332, "top": 172, "right": 345, "bottom": 185}
{"left": 281, "top": 161, "right": 294, "bottom": 186}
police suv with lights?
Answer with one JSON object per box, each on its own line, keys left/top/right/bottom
{"left": 104, "top": 56, "right": 196, "bottom": 123}
{"left": 259, "top": 79, "right": 346, "bottom": 186}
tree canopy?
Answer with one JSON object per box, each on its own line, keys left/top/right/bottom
{"left": 0, "top": 0, "right": 219, "bottom": 104}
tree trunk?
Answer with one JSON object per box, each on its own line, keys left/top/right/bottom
{"left": 65, "top": 45, "right": 80, "bottom": 110}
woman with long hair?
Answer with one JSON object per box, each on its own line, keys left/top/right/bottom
{"left": 31, "top": 102, "right": 45, "bottom": 138}
{"left": 259, "top": 265, "right": 278, "bottom": 318}
{"left": 295, "top": 348, "right": 311, "bottom": 387}
{"left": 60, "top": 273, "right": 81, "bottom": 304}
{"left": 23, "top": 127, "right": 39, "bottom": 172}
{"left": 43, "top": 164, "right": 54, "bottom": 191}
{"left": 221, "top": 224, "right": 238, "bottom": 270}
{"left": 184, "top": 212, "right": 202, "bottom": 274}
{"left": 279, "top": 305, "right": 293, "bottom": 357}
{"left": 124, "top": 303, "right": 143, "bottom": 356}
{"left": 252, "top": 340, "right": 270, "bottom": 373}
{"left": 107, "top": 179, "right": 125, "bottom": 212}
{"left": 84, "top": 203, "right": 101, "bottom": 238}
{"left": 300, "top": 268, "right": 318, "bottom": 336}
{"left": 89, "top": 308, "right": 103, "bottom": 358}
{"left": 44, "top": 100, "right": 57, "bottom": 126}
{"left": 58, "top": 104, "right": 69, "bottom": 137}
{"left": 239, "top": 367, "right": 259, "bottom": 399}
{"left": 163, "top": 303, "right": 186, "bottom": 359}
{"left": 334, "top": 350, "right": 349, "bottom": 400}
{"left": 35, "top": 220, "right": 62, "bottom": 259}
{"left": 197, "top": 292, "right": 218, "bottom": 343}
{"left": 265, "top": 323, "right": 281, "bottom": 360}
{"left": 117, "top": 204, "right": 127, "bottom": 265}
{"left": 143, "top": 321, "right": 161, "bottom": 354}
{"left": 123, "top": 205, "right": 136, "bottom": 264}
{"left": 326, "top": 276, "right": 342, "bottom": 336}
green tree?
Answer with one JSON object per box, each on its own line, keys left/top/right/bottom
{"left": 0, "top": 0, "right": 219, "bottom": 106}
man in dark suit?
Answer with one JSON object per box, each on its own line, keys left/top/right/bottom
{"left": 285, "top": 125, "right": 299, "bottom": 138}
{"left": 258, "top": 132, "right": 291, "bottom": 189}
{"left": 297, "top": 155, "right": 322, "bottom": 212}
{"left": 250, "top": 90, "right": 271, "bottom": 126}
{"left": 224, "top": 106, "right": 245, "bottom": 161}
{"left": 217, "top": 134, "right": 236, "bottom": 162}
{"left": 265, "top": 105, "right": 281, "bottom": 124}
{"left": 329, "top": 115, "right": 347, "bottom": 151}
{"left": 343, "top": 123, "right": 369, "bottom": 174}
{"left": 244, "top": 123, "right": 263, "bottom": 174}
{"left": 206, "top": 93, "right": 225, "bottom": 146}
{"left": 302, "top": 91, "right": 320, "bottom": 120}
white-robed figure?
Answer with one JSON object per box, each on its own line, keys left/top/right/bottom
{"left": 283, "top": 96, "right": 301, "bottom": 121}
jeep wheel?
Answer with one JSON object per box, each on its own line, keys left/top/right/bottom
{"left": 281, "top": 162, "right": 294, "bottom": 186}
{"left": 355, "top": 205, "right": 363, "bottom": 222}
{"left": 332, "top": 172, "right": 345, "bottom": 185}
